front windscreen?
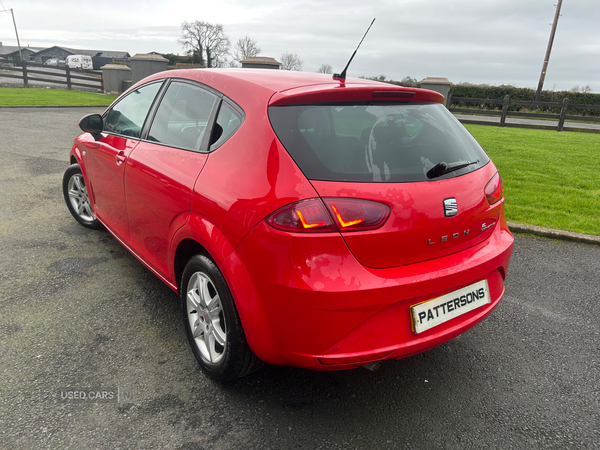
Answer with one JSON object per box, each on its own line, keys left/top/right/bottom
{"left": 269, "top": 102, "right": 489, "bottom": 182}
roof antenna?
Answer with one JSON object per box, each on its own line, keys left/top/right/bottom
{"left": 333, "top": 18, "right": 376, "bottom": 87}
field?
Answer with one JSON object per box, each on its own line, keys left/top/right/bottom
{"left": 0, "top": 87, "right": 117, "bottom": 106}
{"left": 466, "top": 124, "right": 600, "bottom": 236}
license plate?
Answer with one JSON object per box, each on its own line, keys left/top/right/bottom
{"left": 410, "top": 280, "right": 491, "bottom": 334}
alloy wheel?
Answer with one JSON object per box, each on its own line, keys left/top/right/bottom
{"left": 67, "top": 173, "right": 95, "bottom": 223}
{"left": 186, "top": 272, "right": 227, "bottom": 364}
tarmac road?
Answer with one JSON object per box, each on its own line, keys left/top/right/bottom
{"left": 0, "top": 107, "right": 599, "bottom": 449}
{"left": 454, "top": 113, "right": 600, "bottom": 133}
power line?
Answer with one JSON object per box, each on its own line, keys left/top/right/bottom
{"left": 0, "top": 1, "right": 23, "bottom": 61}
{"left": 0, "top": 0, "right": 12, "bottom": 13}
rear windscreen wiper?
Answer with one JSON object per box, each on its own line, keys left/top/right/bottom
{"left": 426, "top": 160, "right": 479, "bottom": 179}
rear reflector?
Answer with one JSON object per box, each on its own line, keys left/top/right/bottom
{"left": 319, "top": 350, "right": 393, "bottom": 365}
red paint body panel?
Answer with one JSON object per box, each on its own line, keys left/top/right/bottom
{"left": 310, "top": 162, "right": 502, "bottom": 268}
{"left": 81, "top": 133, "right": 138, "bottom": 240}
{"left": 189, "top": 125, "right": 318, "bottom": 255}
{"left": 171, "top": 213, "right": 237, "bottom": 270}
{"left": 124, "top": 142, "right": 209, "bottom": 278}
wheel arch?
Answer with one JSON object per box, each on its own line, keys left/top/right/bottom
{"left": 68, "top": 143, "right": 95, "bottom": 208}
{"left": 173, "top": 238, "right": 209, "bottom": 293}
{"left": 170, "top": 212, "right": 237, "bottom": 292}
{"left": 169, "top": 215, "right": 275, "bottom": 361}
{"left": 69, "top": 140, "right": 85, "bottom": 165}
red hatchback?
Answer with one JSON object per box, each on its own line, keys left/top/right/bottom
{"left": 63, "top": 69, "right": 513, "bottom": 380}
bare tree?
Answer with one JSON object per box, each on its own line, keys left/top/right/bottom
{"left": 210, "top": 51, "right": 230, "bottom": 68}
{"left": 280, "top": 52, "right": 304, "bottom": 71}
{"left": 233, "top": 36, "right": 261, "bottom": 63}
{"left": 399, "top": 76, "right": 418, "bottom": 87}
{"left": 364, "top": 74, "right": 386, "bottom": 82}
{"left": 317, "top": 64, "right": 332, "bottom": 74}
{"left": 179, "top": 21, "right": 230, "bottom": 68}
{"left": 570, "top": 85, "right": 592, "bottom": 93}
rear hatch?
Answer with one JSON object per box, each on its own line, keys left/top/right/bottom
{"left": 269, "top": 92, "right": 501, "bottom": 269}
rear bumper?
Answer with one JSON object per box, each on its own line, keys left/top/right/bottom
{"left": 222, "top": 219, "right": 514, "bottom": 370}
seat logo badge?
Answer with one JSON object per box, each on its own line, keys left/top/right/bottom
{"left": 443, "top": 198, "right": 457, "bottom": 217}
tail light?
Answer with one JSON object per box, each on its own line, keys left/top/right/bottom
{"left": 485, "top": 172, "right": 504, "bottom": 205}
{"left": 322, "top": 198, "right": 390, "bottom": 231}
{"left": 266, "top": 199, "right": 336, "bottom": 233}
{"left": 266, "top": 198, "right": 390, "bottom": 233}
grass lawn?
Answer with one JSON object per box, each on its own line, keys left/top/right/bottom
{"left": 0, "top": 87, "right": 117, "bottom": 106}
{"left": 465, "top": 124, "right": 600, "bottom": 236}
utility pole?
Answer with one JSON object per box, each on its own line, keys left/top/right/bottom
{"left": 534, "top": 0, "right": 563, "bottom": 103}
{"left": 10, "top": 8, "right": 22, "bottom": 61}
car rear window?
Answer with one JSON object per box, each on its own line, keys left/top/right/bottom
{"left": 269, "top": 102, "right": 489, "bottom": 182}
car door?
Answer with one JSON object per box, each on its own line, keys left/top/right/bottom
{"left": 123, "top": 80, "right": 220, "bottom": 278}
{"left": 83, "top": 81, "right": 163, "bottom": 241}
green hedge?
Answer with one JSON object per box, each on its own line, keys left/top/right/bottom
{"left": 387, "top": 80, "right": 600, "bottom": 117}
{"left": 448, "top": 84, "right": 600, "bottom": 106}
{"left": 450, "top": 85, "right": 600, "bottom": 117}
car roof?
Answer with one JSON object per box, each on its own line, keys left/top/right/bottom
{"left": 136, "top": 69, "right": 445, "bottom": 108}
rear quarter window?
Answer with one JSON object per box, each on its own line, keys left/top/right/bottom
{"left": 209, "top": 102, "right": 243, "bottom": 151}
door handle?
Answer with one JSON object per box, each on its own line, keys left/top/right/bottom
{"left": 116, "top": 151, "right": 126, "bottom": 165}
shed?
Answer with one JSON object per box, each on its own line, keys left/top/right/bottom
{"left": 241, "top": 57, "right": 281, "bottom": 70}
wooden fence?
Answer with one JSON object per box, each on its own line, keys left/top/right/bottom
{"left": 448, "top": 93, "right": 600, "bottom": 132}
{"left": 0, "top": 58, "right": 103, "bottom": 91}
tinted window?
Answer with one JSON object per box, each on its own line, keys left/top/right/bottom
{"left": 147, "top": 81, "right": 218, "bottom": 151}
{"left": 209, "top": 102, "right": 242, "bottom": 151}
{"left": 269, "top": 103, "right": 489, "bottom": 183}
{"left": 104, "top": 82, "right": 162, "bottom": 138}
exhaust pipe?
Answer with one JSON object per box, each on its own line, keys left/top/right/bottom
{"left": 361, "top": 362, "right": 382, "bottom": 372}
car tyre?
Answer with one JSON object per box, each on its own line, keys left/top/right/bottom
{"left": 62, "top": 163, "right": 102, "bottom": 229}
{"left": 181, "top": 254, "right": 263, "bottom": 381}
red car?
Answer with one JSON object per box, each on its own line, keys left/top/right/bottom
{"left": 63, "top": 69, "right": 513, "bottom": 380}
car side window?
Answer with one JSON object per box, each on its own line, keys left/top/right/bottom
{"left": 104, "top": 82, "right": 162, "bottom": 138}
{"left": 147, "top": 81, "right": 218, "bottom": 151}
{"left": 209, "top": 102, "right": 243, "bottom": 151}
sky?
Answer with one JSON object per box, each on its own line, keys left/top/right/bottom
{"left": 1, "top": 0, "right": 599, "bottom": 92}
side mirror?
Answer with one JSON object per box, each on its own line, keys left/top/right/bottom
{"left": 79, "top": 113, "right": 103, "bottom": 140}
